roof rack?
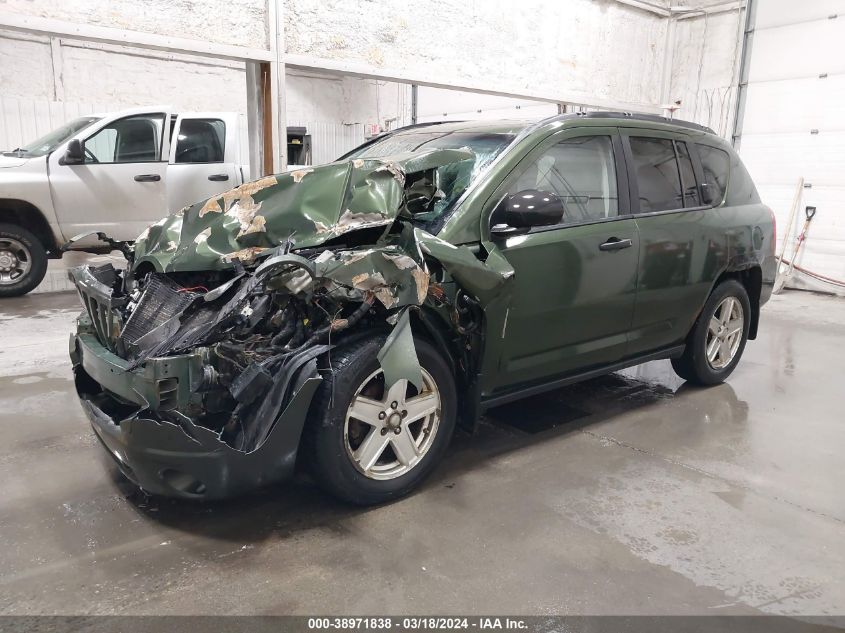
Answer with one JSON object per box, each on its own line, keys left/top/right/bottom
{"left": 557, "top": 111, "right": 715, "bottom": 134}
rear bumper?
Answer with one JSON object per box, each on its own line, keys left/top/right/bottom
{"left": 70, "top": 322, "right": 322, "bottom": 500}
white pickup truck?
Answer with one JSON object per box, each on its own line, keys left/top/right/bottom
{"left": 0, "top": 106, "right": 249, "bottom": 296}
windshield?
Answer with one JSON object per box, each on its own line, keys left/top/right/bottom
{"left": 347, "top": 130, "right": 515, "bottom": 227}
{"left": 3, "top": 117, "right": 100, "bottom": 158}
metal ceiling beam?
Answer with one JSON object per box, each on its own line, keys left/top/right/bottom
{"left": 0, "top": 12, "right": 274, "bottom": 62}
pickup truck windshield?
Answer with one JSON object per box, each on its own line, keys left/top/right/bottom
{"left": 347, "top": 130, "right": 515, "bottom": 227}
{"left": 4, "top": 117, "right": 100, "bottom": 158}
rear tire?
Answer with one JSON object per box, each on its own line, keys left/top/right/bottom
{"left": 304, "top": 335, "right": 456, "bottom": 505}
{"left": 672, "top": 279, "right": 751, "bottom": 385}
{"left": 0, "top": 223, "right": 48, "bottom": 298}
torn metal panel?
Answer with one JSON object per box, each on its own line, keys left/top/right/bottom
{"left": 377, "top": 308, "right": 423, "bottom": 392}
{"left": 412, "top": 229, "right": 514, "bottom": 305}
{"left": 313, "top": 246, "right": 430, "bottom": 310}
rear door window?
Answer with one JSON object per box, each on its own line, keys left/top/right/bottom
{"left": 174, "top": 118, "right": 225, "bottom": 163}
{"left": 628, "top": 137, "right": 683, "bottom": 212}
{"left": 696, "top": 144, "right": 730, "bottom": 206}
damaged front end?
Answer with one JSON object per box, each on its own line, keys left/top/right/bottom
{"left": 69, "top": 149, "right": 514, "bottom": 499}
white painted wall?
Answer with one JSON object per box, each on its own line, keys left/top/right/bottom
{"left": 286, "top": 71, "right": 411, "bottom": 129}
{"left": 737, "top": 1, "right": 845, "bottom": 293}
{"left": 284, "top": 0, "right": 670, "bottom": 109}
{"left": 416, "top": 88, "right": 558, "bottom": 124}
{"left": 285, "top": 70, "right": 412, "bottom": 164}
{"left": 0, "top": 0, "right": 270, "bottom": 49}
{"left": 0, "top": 29, "right": 248, "bottom": 116}
{"left": 0, "top": 29, "right": 248, "bottom": 158}
{"left": 666, "top": 9, "right": 743, "bottom": 136}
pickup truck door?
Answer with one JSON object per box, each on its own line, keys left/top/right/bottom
{"left": 487, "top": 127, "right": 640, "bottom": 390}
{"left": 49, "top": 110, "right": 171, "bottom": 244}
{"left": 166, "top": 113, "right": 241, "bottom": 212}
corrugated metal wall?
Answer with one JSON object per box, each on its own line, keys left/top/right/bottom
{"left": 0, "top": 97, "right": 120, "bottom": 152}
{"left": 287, "top": 119, "right": 366, "bottom": 166}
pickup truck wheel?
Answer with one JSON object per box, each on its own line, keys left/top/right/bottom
{"left": 672, "top": 279, "right": 751, "bottom": 385}
{"left": 0, "top": 224, "right": 48, "bottom": 298}
{"left": 304, "top": 335, "right": 456, "bottom": 505}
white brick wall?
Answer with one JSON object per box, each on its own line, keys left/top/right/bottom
{"left": 668, "top": 10, "right": 743, "bottom": 136}
{"left": 284, "top": 0, "right": 670, "bottom": 108}
{"left": 1, "top": 0, "right": 269, "bottom": 49}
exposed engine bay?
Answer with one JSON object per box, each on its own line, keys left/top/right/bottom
{"left": 69, "top": 150, "right": 516, "bottom": 465}
{"left": 74, "top": 237, "right": 441, "bottom": 455}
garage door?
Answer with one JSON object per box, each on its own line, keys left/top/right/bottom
{"left": 738, "top": 0, "right": 845, "bottom": 289}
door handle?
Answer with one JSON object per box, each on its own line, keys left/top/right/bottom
{"left": 134, "top": 174, "right": 161, "bottom": 182}
{"left": 599, "top": 237, "right": 633, "bottom": 252}
{"left": 208, "top": 173, "right": 230, "bottom": 182}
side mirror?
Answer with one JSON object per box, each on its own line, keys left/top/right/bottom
{"left": 700, "top": 182, "right": 716, "bottom": 206}
{"left": 63, "top": 139, "right": 85, "bottom": 165}
{"left": 493, "top": 189, "right": 565, "bottom": 230}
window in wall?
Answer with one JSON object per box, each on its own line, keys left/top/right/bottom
{"left": 511, "top": 135, "right": 618, "bottom": 225}
{"left": 175, "top": 119, "right": 226, "bottom": 164}
{"left": 629, "top": 137, "right": 683, "bottom": 213}
{"left": 85, "top": 114, "right": 165, "bottom": 163}
{"left": 697, "top": 144, "right": 730, "bottom": 206}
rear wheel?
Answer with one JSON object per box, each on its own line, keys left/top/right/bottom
{"left": 304, "top": 335, "right": 456, "bottom": 505}
{"left": 672, "top": 279, "right": 751, "bottom": 385}
{"left": 0, "top": 223, "right": 48, "bottom": 298}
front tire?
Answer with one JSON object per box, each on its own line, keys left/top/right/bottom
{"left": 304, "top": 335, "right": 457, "bottom": 505}
{"left": 672, "top": 279, "right": 751, "bottom": 385}
{"left": 0, "top": 223, "right": 48, "bottom": 298}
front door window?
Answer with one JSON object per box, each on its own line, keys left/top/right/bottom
{"left": 85, "top": 114, "right": 165, "bottom": 163}
{"left": 508, "top": 135, "right": 619, "bottom": 226}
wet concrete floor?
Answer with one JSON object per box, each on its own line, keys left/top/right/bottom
{"left": 0, "top": 290, "right": 843, "bottom": 615}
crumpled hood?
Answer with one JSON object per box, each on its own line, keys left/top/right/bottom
{"left": 133, "top": 147, "right": 473, "bottom": 273}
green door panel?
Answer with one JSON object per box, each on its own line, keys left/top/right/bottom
{"left": 493, "top": 218, "right": 639, "bottom": 389}
{"left": 621, "top": 128, "right": 714, "bottom": 355}
{"left": 628, "top": 210, "right": 716, "bottom": 353}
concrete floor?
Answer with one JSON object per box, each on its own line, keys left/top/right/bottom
{"left": 1, "top": 290, "right": 844, "bottom": 616}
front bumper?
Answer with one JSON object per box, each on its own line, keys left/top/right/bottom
{"left": 70, "top": 322, "right": 322, "bottom": 500}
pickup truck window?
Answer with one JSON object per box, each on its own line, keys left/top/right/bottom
{"left": 3, "top": 117, "right": 100, "bottom": 158}
{"left": 174, "top": 118, "right": 226, "bottom": 164}
{"left": 511, "top": 135, "right": 619, "bottom": 225}
{"left": 629, "top": 137, "right": 683, "bottom": 213}
{"left": 85, "top": 114, "right": 166, "bottom": 163}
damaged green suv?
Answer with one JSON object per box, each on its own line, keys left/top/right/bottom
{"left": 69, "top": 113, "right": 775, "bottom": 504}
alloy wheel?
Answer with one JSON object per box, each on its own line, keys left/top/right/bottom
{"left": 705, "top": 296, "right": 744, "bottom": 370}
{"left": 344, "top": 368, "right": 441, "bottom": 481}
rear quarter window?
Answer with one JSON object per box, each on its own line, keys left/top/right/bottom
{"left": 698, "top": 143, "right": 760, "bottom": 206}
{"left": 696, "top": 144, "right": 730, "bottom": 206}
{"left": 726, "top": 151, "right": 760, "bottom": 206}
